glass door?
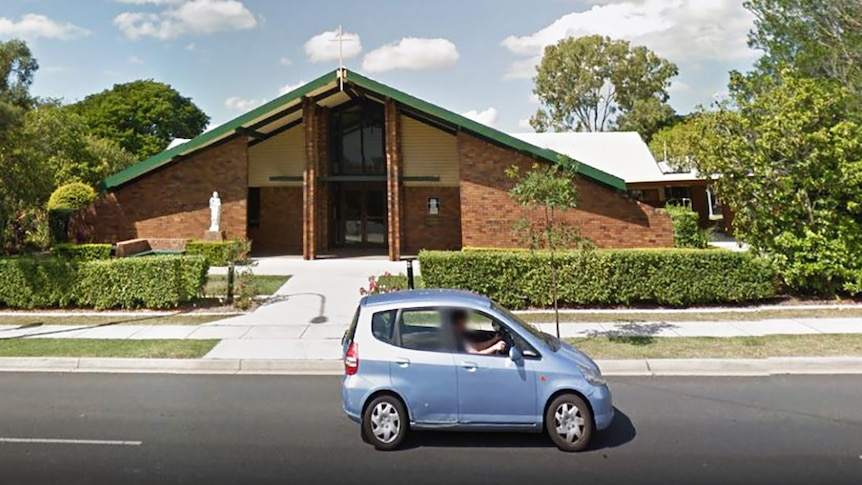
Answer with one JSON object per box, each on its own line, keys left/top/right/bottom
{"left": 334, "top": 184, "right": 388, "bottom": 247}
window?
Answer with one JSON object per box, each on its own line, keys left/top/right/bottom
{"left": 665, "top": 186, "right": 692, "bottom": 207}
{"left": 371, "top": 309, "right": 397, "bottom": 345}
{"left": 398, "top": 309, "right": 450, "bottom": 352}
{"left": 456, "top": 309, "right": 541, "bottom": 358}
{"left": 330, "top": 102, "right": 386, "bottom": 175}
{"left": 247, "top": 187, "right": 261, "bottom": 228}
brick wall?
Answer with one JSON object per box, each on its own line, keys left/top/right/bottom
{"left": 403, "top": 187, "right": 462, "bottom": 254}
{"left": 457, "top": 132, "right": 674, "bottom": 249}
{"left": 71, "top": 137, "right": 249, "bottom": 243}
{"left": 247, "top": 186, "right": 303, "bottom": 255}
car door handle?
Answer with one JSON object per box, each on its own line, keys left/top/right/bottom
{"left": 461, "top": 362, "right": 478, "bottom": 372}
{"left": 394, "top": 358, "right": 410, "bottom": 368}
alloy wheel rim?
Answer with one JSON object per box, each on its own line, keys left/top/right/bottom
{"left": 554, "top": 402, "right": 585, "bottom": 444}
{"left": 370, "top": 402, "right": 401, "bottom": 444}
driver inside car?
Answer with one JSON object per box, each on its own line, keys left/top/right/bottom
{"left": 450, "top": 309, "right": 507, "bottom": 355}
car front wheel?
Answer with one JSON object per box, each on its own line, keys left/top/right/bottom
{"left": 545, "top": 393, "right": 594, "bottom": 452}
{"left": 362, "top": 395, "right": 408, "bottom": 451}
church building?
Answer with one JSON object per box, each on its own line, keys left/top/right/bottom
{"left": 74, "top": 68, "right": 674, "bottom": 260}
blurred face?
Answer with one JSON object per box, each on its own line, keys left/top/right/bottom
{"left": 452, "top": 315, "right": 467, "bottom": 335}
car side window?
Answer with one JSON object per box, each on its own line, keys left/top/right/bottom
{"left": 398, "top": 309, "right": 451, "bottom": 353}
{"left": 463, "top": 310, "right": 541, "bottom": 359}
{"left": 371, "top": 310, "right": 396, "bottom": 345}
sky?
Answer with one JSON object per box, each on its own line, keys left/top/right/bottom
{"left": 1, "top": 0, "right": 759, "bottom": 132}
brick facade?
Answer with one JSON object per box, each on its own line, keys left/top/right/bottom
{"left": 457, "top": 132, "right": 674, "bottom": 249}
{"left": 71, "top": 137, "right": 248, "bottom": 243}
{"left": 247, "top": 186, "right": 303, "bottom": 255}
{"left": 403, "top": 186, "right": 462, "bottom": 254}
{"left": 385, "top": 99, "right": 404, "bottom": 260}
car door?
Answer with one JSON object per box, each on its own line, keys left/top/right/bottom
{"left": 454, "top": 310, "right": 537, "bottom": 425}
{"left": 388, "top": 308, "right": 459, "bottom": 426}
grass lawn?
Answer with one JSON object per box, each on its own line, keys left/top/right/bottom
{"left": 521, "top": 307, "right": 862, "bottom": 323}
{"left": 0, "top": 314, "right": 228, "bottom": 327}
{"left": 204, "top": 274, "right": 290, "bottom": 297}
{"left": 567, "top": 334, "right": 862, "bottom": 359}
{"left": 0, "top": 339, "right": 218, "bottom": 358}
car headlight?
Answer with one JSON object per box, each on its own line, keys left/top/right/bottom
{"left": 577, "top": 363, "right": 606, "bottom": 386}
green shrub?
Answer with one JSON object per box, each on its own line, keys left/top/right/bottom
{"left": 51, "top": 243, "right": 113, "bottom": 261}
{"left": 47, "top": 183, "right": 98, "bottom": 244}
{"left": 185, "top": 239, "right": 251, "bottom": 266}
{"left": 419, "top": 249, "right": 777, "bottom": 309}
{"left": 0, "top": 257, "right": 79, "bottom": 308}
{"left": 0, "top": 255, "right": 208, "bottom": 309}
{"left": 664, "top": 204, "right": 711, "bottom": 249}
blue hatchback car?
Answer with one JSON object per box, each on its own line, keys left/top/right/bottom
{"left": 342, "top": 289, "right": 613, "bottom": 451}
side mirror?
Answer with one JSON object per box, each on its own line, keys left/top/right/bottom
{"left": 508, "top": 346, "right": 523, "bottom": 363}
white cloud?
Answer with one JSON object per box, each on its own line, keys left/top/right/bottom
{"left": 224, "top": 96, "right": 266, "bottom": 111}
{"left": 517, "top": 117, "right": 533, "bottom": 129}
{"left": 501, "top": 0, "right": 756, "bottom": 78}
{"left": 278, "top": 80, "right": 306, "bottom": 96}
{"left": 114, "top": 0, "right": 258, "bottom": 40}
{"left": 127, "top": 55, "right": 144, "bottom": 64}
{"left": 304, "top": 29, "right": 362, "bottom": 63}
{"left": 279, "top": 57, "right": 292, "bottom": 66}
{"left": 0, "top": 14, "right": 90, "bottom": 41}
{"left": 461, "top": 107, "right": 499, "bottom": 127}
{"left": 362, "top": 37, "right": 459, "bottom": 73}
{"left": 185, "top": 42, "right": 196, "bottom": 50}
{"left": 115, "top": 0, "right": 183, "bottom": 4}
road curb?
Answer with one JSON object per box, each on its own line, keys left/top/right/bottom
{"left": 0, "top": 357, "right": 861, "bottom": 376}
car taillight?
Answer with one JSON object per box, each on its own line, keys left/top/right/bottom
{"left": 344, "top": 341, "right": 359, "bottom": 376}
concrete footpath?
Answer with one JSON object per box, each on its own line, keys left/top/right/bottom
{"left": 2, "top": 317, "right": 860, "bottom": 361}
{"left": 2, "top": 356, "right": 862, "bottom": 377}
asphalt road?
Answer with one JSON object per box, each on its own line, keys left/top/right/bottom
{"left": 0, "top": 373, "right": 861, "bottom": 485}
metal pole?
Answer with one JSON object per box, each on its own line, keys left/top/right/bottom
{"left": 406, "top": 259, "right": 414, "bottom": 290}
{"left": 227, "top": 262, "right": 235, "bottom": 304}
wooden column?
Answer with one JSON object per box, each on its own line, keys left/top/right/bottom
{"left": 385, "top": 99, "right": 403, "bottom": 261}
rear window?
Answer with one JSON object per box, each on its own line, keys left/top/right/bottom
{"left": 342, "top": 306, "right": 361, "bottom": 345}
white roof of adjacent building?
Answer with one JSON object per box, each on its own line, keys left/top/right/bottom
{"left": 510, "top": 131, "right": 701, "bottom": 184}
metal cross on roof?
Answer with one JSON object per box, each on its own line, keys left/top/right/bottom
{"left": 330, "top": 25, "right": 358, "bottom": 90}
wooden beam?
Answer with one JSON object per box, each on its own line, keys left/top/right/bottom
{"left": 248, "top": 118, "right": 303, "bottom": 147}
{"left": 246, "top": 101, "right": 303, "bottom": 132}
{"left": 235, "top": 127, "right": 266, "bottom": 140}
{"left": 269, "top": 175, "right": 304, "bottom": 182}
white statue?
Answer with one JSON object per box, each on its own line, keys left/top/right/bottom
{"left": 209, "top": 191, "right": 221, "bottom": 232}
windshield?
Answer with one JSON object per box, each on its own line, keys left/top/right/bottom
{"left": 492, "top": 301, "right": 560, "bottom": 351}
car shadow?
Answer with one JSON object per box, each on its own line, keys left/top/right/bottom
{"left": 399, "top": 407, "right": 635, "bottom": 451}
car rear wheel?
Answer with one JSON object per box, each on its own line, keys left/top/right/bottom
{"left": 545, "top": 394, "right": 593, "bottom": 452}
{"left": 362, "top": 396, "right": 408, "bottom": 451}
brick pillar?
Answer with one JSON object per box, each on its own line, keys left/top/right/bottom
{"left": 302, "top": 97, "right": 319, "bottom": 260}
{"left": 385, "top": 99, "right": 403, "bottom": 261}
{"left": 317, "top": 107, "right": 331, "bottom": 254}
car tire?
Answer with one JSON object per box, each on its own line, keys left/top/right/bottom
{"left": 545, "top": 393, "right": 594, "bottom": 452}
{"left": 362, "top": 395, "right": 408, "bottom": 451}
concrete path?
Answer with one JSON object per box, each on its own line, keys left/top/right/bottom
{"left": 2, "top": 317, "right": 859, "bottom": 361}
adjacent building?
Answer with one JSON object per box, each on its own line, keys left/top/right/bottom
{"left": 73, "top": 68, "right": 676, "bottom": 260}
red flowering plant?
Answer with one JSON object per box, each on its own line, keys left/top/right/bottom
{"left": 359, "top": 272, "right": 409, "bottom": 296}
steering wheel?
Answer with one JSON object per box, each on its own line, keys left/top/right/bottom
{"left": 492, "top": 321, "right": 515, "bottom": 355}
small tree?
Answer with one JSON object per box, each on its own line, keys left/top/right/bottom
{"left": 506, "top": 159, "right": 587, "bottom": 337}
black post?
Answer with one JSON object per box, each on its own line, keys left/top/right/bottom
{"left": 402, "top": 257, "right": 416, "bottom": 290}
{"left": 226, "top": 263, "right": 235, "bottom": 304}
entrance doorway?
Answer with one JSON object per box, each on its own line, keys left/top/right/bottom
{"left": 332, "top": 183, "right": 388, "bottom": 248}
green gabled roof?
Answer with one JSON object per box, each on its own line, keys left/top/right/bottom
{"left": 101, "top": 69, "right": 626, "bottom": 191}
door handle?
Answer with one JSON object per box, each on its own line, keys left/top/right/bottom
{"left": 394, "top": 358, "right": 410, "bottom": 368}
{"left": 461, "top": 362, "right": 478, "bottom": 372}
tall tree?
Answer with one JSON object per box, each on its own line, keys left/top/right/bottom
{"left": 69, "top": 80, "right": 209, "bottom": 160}
{"left": 693, "top": 71, "right": 862, "bottom": 296}
{"left": 530, "top": 35, "right": 678, "bottom": 134}
{"left": 745, "top": 0, "right": 862, "bottom": 93}
{"left": 0, "top": 39, "right": 37, "bottom": 142}
{"left": 648, "top": 113, "right": 716, "bottom": 171}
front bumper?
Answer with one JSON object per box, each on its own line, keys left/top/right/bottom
{"left": 587, "top": 384, "right": 614, "bottom": 430}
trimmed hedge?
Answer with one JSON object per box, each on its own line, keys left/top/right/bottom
{"left": 419, "top": 249, "right": 777, "bottom": 308}
{"left": 51, "top": 243, "right": 113, "bottom": 261}
{"left": 664, "top": 205, "right": 710, "bottom": 249}
{"left": 0, "top": 255, "right": 208, "bottom": 309}
{"left": 185, "top": 239, "right": 250, "bottom": 266}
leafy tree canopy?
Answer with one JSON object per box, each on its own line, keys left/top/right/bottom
{"left": 0, "top": 39, "right": 37, "bottom": 142}
{"left": 693, "top": 71, "right": 862, "bottom": 296}
{"left": 68, "top": 79, "right": 209, "bottom": 160}
{"left": 530, "top": 35, "right": 678, "bottom": 136}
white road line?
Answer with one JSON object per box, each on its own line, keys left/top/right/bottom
{"left": 0, "top": 437, "right": 142, "bottom": 446}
